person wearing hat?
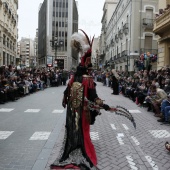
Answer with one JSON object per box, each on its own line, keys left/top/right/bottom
{"left": 50, "top": 30, "right": 117, "bottom": 170}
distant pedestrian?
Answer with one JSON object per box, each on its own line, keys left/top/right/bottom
{"left": 111, "top": 69, "right": 119, "bottom": 95}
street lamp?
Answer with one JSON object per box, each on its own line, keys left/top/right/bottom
{"left": 50, "top": 36, "right": 64, "bottom": 68}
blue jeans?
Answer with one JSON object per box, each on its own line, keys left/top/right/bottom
{"left": 161, "top": 100, "right": 170, "bottom": 121}
{"left": 161, "top": 100, "right": 170, "bottom": 113}
{"left": 165, "top": 106, "right": 170, "bottom": 122}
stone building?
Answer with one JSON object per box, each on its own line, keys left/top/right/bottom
{"left": 38, "top": 0, "right": 78, "bottom": 70}
{"left": 0, "top": 0, "right": 18, "bottom": 66}
{"left": 18, "top": 38, "right": 35, "bottom": 68}
{"left": 153, "top": 0, "right": 170, "bottom": 70}
{"left": 100, "top": 0, "right": 159, "bottom": 72}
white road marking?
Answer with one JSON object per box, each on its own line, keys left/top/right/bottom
{"left": 122, "top": 124, "right": 129, "bottom": 130}
{"left": 110, "top": 124, "right": 116, "bottom": 130}
{"left": 24, "top": 109, "right": 40, "bottom": 113}
{"left": 129, "top": 110, "right": 141, "bottom": 113}
{"left": 145, "top": 156, "right": 159, "bottom": 170}
{"left": 117, "top": 133, "right": 124, "bottom": 145}
{"left": 131, "top": 136, "right": 140, "bottom": 146}
{"left": 90, "top": 132, "right": 99, "bottom": 140}
{"left": 0, "top": 108, "right": 14, "bottom": 112}
{"left": 0, "top": 131, "right": 14, "bottom": 139}
{"left": 52, "top": 110, "right": 64, "bottom": 113}
{"left": 126, "top": 155, "right": 138, "bottom": 170}
{"left": 149, "top": 130, "right": 170, "bottom": 138}
{"left": 29, "top": 132, "right": 51, "bottom": 140}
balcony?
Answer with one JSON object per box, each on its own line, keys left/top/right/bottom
{"left": 121, "top": 50, "right": 128, "bottom": 57}
{"left": 143, "top": 18, "right": 154, "bottom": 29}
{"left": 115, "top": 34, "right": 119, "bottom": 43}
{"left": 110, "top": 39, "right": 114, "bottom": 46}
{"left": 118, "top": 29, "right": 123, "bottom": 39}
{"left": 153, "top": 7, "right": 170, "bottom": 35}
{"left": 106, "top": 45, "right": 109, "bottom": 51}
{"left": 117, "top": 53, "right": 120, "bottom": 58}
{"left": 123, "top": 23, "right": 129, "bottom": 34}
{"left": 140, "top": 48, "right": 158, "bottom": 55}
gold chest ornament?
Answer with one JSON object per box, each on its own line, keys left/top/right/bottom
{"left": 70, "top": 82, "right": 84, "bottom": 109}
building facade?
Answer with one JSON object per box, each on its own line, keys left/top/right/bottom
{"left": 99, "top": 0, "right": 119, "bottom": 69}
{"left": 153, "top": 0, "right": 170, "bottom": 70}
{"left": 0, "top": 0, "right": 18, "bottom": 66}
{"left": 18, "top": 38, "right": 35, "bottom": 68}
{"left": 38, "top": 0, "right": 78, "bottom": 70}
{"left": 34, "top": 29, "right": 38, "bottom": 67}
{"left": 92, "top": 37, "right": 100, "bottom": 70}
{"left": 100, "top": 0, "right": 159, "bottom": 72}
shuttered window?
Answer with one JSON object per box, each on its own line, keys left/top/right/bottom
{"left": 144, "top": 36, "right": 152, "bottom": 50}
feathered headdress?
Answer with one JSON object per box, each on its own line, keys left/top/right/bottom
{"left": 71, "top": 29, "right": 94, "bottom": 68}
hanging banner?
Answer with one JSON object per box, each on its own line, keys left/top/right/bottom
{"left": 47, "top": 56, "right": 53, "bottom": 67}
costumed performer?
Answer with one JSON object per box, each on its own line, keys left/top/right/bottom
{"left": 50, "top": 30, "right": 136, "bottom": 170}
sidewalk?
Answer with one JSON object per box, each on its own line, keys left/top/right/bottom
{"left": 45, "top": 82, "right": 170, "bottom": 170}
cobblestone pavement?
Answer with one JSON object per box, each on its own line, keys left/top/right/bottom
{"left": 45, "top": 82, "right": 170, "bottom": 170}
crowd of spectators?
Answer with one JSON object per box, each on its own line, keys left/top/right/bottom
{"left": 94, "top": 66, "right": 170, "bottom": 125}
{"left": 0, "top": 65, "right": 68, "bottom": 104}
{"left": 1, "top": 64, "right": 170, "bottom": 124}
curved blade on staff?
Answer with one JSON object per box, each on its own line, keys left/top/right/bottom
{"left": 110, "top": 106, "right": 136, "bottom": 129}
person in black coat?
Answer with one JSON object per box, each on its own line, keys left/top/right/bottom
{"left": 111, "top": 69, "right": 119, "bottom": 95}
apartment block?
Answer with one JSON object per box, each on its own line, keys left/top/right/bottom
{"left": 38, "top": 0, "right": 78, "bottom": 70}
{"left": 0, "top": 0, "right": 18, "bottom": 66}
{"left": 100, "top": 0, "right": 159, "bottom": 72}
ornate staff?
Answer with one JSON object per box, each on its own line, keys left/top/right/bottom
{"left": 84, "top": 97, "right": 136, "bottom": 129}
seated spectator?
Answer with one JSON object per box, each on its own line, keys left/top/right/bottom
{"left": 135, "top": 80, "right": 149, "bottom": 107}
{"left": 16, "top": 77, "right": 25, "bottom": 97}
{"left": 164, "top": 79, "right": 170, "bottom": 94}
{"left": 157, "top": 94, "right": 170, "bottom": 124}
{"left": 145, "top": 84, "right": 167, "bottom": 117}
{"left": 0, "top": 77, "right": 7, "bottom": 104}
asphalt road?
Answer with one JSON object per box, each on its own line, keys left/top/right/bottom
{"left": 0, "top": 82, "right": 170, "bottom": 170}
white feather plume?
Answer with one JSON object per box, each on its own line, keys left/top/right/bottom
{"left": 70, "top": 32, "right": 90, "bottom": 55}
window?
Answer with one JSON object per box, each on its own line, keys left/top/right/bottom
{"left": 3, "top": 52, "right": 5, "bottom": 65}
{"left": 127, "top": 15, "right": 129, "bottom": 23}
{"left": 146, "top": 8, "right": 153, "bottom": 19}
{"left": 10, "top": 41, "right": 12, "bottom": 49}
{"left": 145, "top": 36, "right": 152, "bottom": 50}
{"left": 7, "top": 38, "right": 9, "bottom": 48}
{"left": 59, "top": 2, "right": 62, "bottom": 7}
{"left": 65, "top": 12, "right": 68, "bottom": 17}
{"left": 3, "top": 34, "right": 6, "bottom": 45}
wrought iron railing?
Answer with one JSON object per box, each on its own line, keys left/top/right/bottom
{"left": 143, "top": 18, "right": 154, "bottom": 28}
{"left": 140, "top": 48, "right": 158, "bottom": 55}
{"left": 121, "top": 50, "right": 128, "bottom": 57}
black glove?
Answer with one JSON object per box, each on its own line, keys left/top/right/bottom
{"left": 62, "top": 101, "right": 66, "bottom": 108}
{"left": 102, "top": 104, "right": 110, "bottom": 111}
{"left": 62, "top": 96, "right": 66, "bottom": 108}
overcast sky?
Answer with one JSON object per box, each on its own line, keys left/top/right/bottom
{"left": 18, "top": 0, "right": 105, "bottom": 41}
